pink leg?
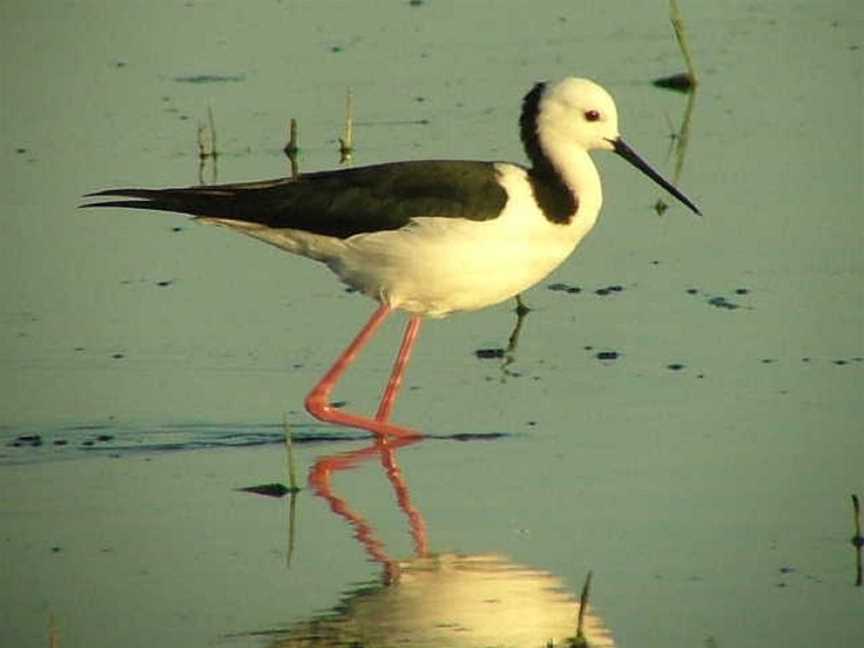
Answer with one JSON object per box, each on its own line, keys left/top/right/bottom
{"left": 376, "top": 316, "right": 422, "bottom": 422}
{"left": 304, "top": 304, "right": 422, "bottom": 438}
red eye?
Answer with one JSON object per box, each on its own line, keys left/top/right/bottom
{"left": 584, "top": 110, "right": 601, "bottom": 122}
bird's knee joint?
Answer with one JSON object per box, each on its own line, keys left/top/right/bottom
{"left": 305, "top": 393, "right": 331, "bottom": 419}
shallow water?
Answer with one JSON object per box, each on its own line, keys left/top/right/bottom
{"left": 2, "top": 1, "right": 862, "bottom": 647}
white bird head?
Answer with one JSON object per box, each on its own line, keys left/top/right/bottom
{"left": 537, "top": 77, "right": 621, "bottom": 153}
{"left": 524, "top": 77, "right": 701, "bottom": 215}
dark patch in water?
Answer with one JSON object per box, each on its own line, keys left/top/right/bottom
{"left": 547, "top": 282, "right": 581, "bottom": 294}
{"left": 0, "top": 422, "right": 510, "bottom": 467}
{"left": 594, "top": 285, "right": 624, "bottom": 296}
{"left": 707, "top": 296, "right": 740, "bottom": 310}
{"left": 549, "top": 282, "right": 623, "bottom": 296}
{"left": 475, "top": 348, "right": 505, "bottom": 359}
{"left": 237, "top": 483, "right": 298, "bottom": 498}
{"left": 667, "top": 363, "right": 686, "bottom": 371}
{"left": 596, "top": 351, "right": 620, "bottom": 361}
{"left": 446, "top": 432, "right": 507, "bottom": 442}
{"left": 173, "top": 73, "right": 245, "bottom": 83}
{"left": 10, "top": 434, "right": 43, "bottom": 447}
{"left": 652, "top": 72, "right": 695, "bottom": 92}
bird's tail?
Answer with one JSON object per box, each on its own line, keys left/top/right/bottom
{"left": 81, "top": 178, "right": 292, "bottom": 221}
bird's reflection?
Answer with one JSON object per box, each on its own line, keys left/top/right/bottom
{"left": 264, "top": 437, "right": 616, "bottom": 647}
{"left": 308, "top": 435, "right": 428, "bottom": 584}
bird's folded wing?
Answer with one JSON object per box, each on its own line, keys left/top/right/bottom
{"left": 84, "top": 160, "right": 509, "bottom": 239}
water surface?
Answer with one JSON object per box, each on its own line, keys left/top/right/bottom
{"left": 2, "top": 1, "right": 862, "bottom": 647}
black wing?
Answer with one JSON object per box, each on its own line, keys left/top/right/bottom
{"left": 84, "top": 160, "right": 509, "bottom": 239}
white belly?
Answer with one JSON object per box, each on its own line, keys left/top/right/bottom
{"left": 332, "top": 217, "right": 573, "bottom": 316}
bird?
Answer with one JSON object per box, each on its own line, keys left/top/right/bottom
{"left": 84, "top": 77, "right": 700, "bottom": 439}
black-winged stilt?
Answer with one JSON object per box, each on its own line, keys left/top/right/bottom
{"left": 85, "top": 78, "right": 700, "bottom": 438}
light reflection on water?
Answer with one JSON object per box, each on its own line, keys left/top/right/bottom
{"left": 246, "top": 437, "right": 615, "bottom": 648}
{"left": 274, "top": 553, "right": 613, "bottom": 648}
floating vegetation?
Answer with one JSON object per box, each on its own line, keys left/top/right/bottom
{"left": 197, "top": 105, "right": 218, "bottom": 185}
{"left": 283, "top": 415, "right": 302, "bottom": 493}
{"left": 284, "top": 118, "right": 299, "bottom": 179}
{"left": 339, "top": 89, "right": 354, "bottom": 163}
{"left": 652, "top": 0, "right": 699, "bottom": 92}
{"left": 572, "top": 570, "right": 594, "bottom": 647}
{"left": 852, "top": 494, "right": 863, "bottom": 586}
{"left": 284, "top": 118, "right": 299, "bottom": 154}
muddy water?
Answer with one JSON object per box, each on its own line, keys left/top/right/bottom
{"left": 2, "top": 1, "right": 862, "bottom": 647}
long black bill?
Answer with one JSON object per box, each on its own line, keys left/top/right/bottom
{"left": 610, "top": 137, "right": 701, "bottom": 215}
